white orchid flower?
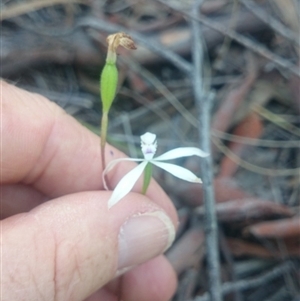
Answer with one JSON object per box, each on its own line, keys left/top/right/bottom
{"left": 103, "top": 132, "right": 209, "bottom": 209}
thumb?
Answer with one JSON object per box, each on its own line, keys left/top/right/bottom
{"left": 2, "top": 191, "right": 176, "bottom": 301}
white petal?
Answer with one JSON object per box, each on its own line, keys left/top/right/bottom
{"left": 151, "top": 161, "right": 202, "bottom": 183}
{"left": 102, "top": 157, "right": 143, "bottom": 190}
{"left": 108, "top": 161, "right": 148, "bottom": 209}
{"left": 155, "top": 147, "right": 209, "bottom": 161}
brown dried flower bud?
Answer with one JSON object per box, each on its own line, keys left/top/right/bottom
{"left": 106, "top": 32, "right": 136, "bottom": 63}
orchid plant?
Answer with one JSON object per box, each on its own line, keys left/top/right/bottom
{"left": 99, "top": 33, "right": 208, "bottom": 209}
{"left": 103, "top": 132, "right": 209, "bottom": 209}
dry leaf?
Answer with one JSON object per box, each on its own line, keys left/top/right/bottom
{"left": 246, "top": 216, "right": 300, "bottom": 239}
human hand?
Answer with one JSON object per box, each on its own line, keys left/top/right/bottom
{"left": 1, "top": 80, "right": 178, "bottom": 301}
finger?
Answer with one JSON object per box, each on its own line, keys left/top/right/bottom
{"left": 83, "top": 288, "right": 117, "bottom": 301}
{"left": 1, "top": 81, "right": 177, "bottom": 223}
{"left": 0, "top": 184, "right": 47, "bottom": 219}
{"left": 2, "top": 80, "right": 106, "bottom": 194}
{"left": 118, "top": 256, "right": 177, "bottom": 301}
{"left": 2, "top": 191, "right": 176, "bottom": 301}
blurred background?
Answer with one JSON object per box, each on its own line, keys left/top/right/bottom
{"left": 1, "top": 0, "right": 300, "bottom": 300}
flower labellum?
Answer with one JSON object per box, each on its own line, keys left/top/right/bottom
{"left": 141, "top": 132, "right": 157, "bottom": 160}
{"left": 103, "top": 132, "right": 209, "bottom": 209}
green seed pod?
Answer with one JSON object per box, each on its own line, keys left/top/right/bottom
{"left": 100, "top": 62, "right": 118, "bottom": 113}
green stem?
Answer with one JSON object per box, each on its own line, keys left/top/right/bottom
{"left": 142, "top": 163, "right": 152, "bottom": 194}
{"left": 100, "top": 111, "right": 108, "bottom": 171}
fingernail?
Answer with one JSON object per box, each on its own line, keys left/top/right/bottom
{"left": 117, "top": 211, "right": 175, "bottom": 271}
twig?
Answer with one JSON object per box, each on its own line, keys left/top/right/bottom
{"left": 156, "top": 0, "right": 300, "bottom": 78}
{"left": 212, "top": 136, "right": 300, "bottom": 177}
{"left": 211, "top": 130, "right": 300, "bottom": 148}
{"left": 240, "top": 0, "right": 300, "bottom": 46}
{"left": 126, "top": 59, "right": 198, "bottom": 127}
{"left": 176, "top": 269, "right": 199, "bottom": 301}
{"left": 219, "top": 230, "right": 242, "bottom": 301}
{"left": 191, "top": 1, "right": 222, "bottom": 301}
{"left": 253, "top": 106, "right": 300, "bottom": 137}
{"left": 191, "top": 261, "right": 295, "bottom": 301}
{"left": 120, "top": 113, "right": 138, "bottom": 158}
{"left": 0, "top": 0, "right": 87, "bottom": 21}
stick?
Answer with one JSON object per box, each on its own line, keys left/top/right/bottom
{"left": 191, "top": 1, "right": 222, "bottom": 301}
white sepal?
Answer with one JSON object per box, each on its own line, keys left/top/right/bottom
{"left": 107, "top": 161, "right": 148, "bottom": 209}
{"left": 103, "top": 157, "right": 143, "bottom": 190}
{"left": 151, "top": 161, "right": 202, "bottom": 183}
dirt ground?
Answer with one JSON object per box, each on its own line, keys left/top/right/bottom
{"left": 2, "top": 0, "right": 300, "bottom": 300}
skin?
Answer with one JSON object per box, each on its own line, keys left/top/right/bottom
{"left": 1, "top": 80, "right": 178, "bottom": 301}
